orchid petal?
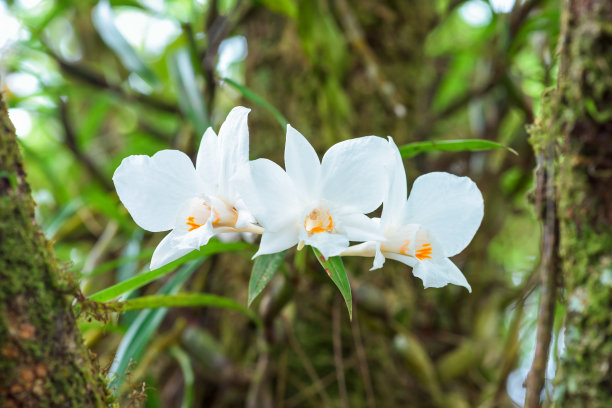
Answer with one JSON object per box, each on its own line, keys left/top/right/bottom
{"left": 372, "top": 242, "right": 386, "bottom": 270}
{"left": 380, "top": 137, "right": 407, "bottom": 227}
{"left": 150, "top": 230, "right": 194, "bottom": 270}
{"left": 195, "top": 127, "right": 219, "bottom": 194}
{"left": 412, "top": 257, "right": 472, "bottom": 292}
{"left": 113, "top": 150, "right": 202, "bottom": 232}
{"left": 338, "top": 212, "right": 385, "bottom": 243}
{"left": 285, "top": 124, "right": 321, "bottom": 200}
{"left": 403, "top": 172, "right": 483, "bottom": 257}
{"left": 385, "top": 252, "right": 417, "bottom": 268}
{"left": 233, "top": 198, "right": 257, "bottom": 229}
{"left": 174, "top": 221, "right": 215, "bottom": 250}
{"left": 233, "top": 159, "right": 302, "bottom": 230}
{"left": 218, "top": 106, "right": 251, "bottom": 200}
{"left": 254, "top": 227, "right": 300, "bottom": 258}
{"left": 303, "top": 232, "right": 349, "bottom": 259}
{"left": 320, "top": 136, "right": 390, "bottom": 214}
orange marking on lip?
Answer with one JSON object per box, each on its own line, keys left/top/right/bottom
{"left": 186, "top": 216, "right": 201, "bottom": 231}
{"left": 211, "top": 208, "right": 221, "bottom": 226}
{"left": 305, "top": 214, "right": 334, "bottom": 234}
{"left": 399, "top": 240, "right": 412, "bottom": 256}
{"left": 415, "top": 243, "right": 433, "bottom": 260}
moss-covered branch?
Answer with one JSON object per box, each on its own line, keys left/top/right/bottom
{"left": 0, "top": 93, "right": 109, "bottom": 407}
{"left": 529, "top": 0, "right": 612, "bottom": 406}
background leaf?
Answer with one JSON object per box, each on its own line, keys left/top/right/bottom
{"left": 169, "top": 347, "right": 195, "bottom": 408}
{"left": 248, "top": 250, "right": 286, "bottom": 306}
{"left": 91, "top": 0, "right": 158, "bottom": 85}
{"left": 118, "top": 293, "right": 260, "bottom": 325}
{"left": 222, "top": 77, "right": 288, "bottom": 128}
{"left": 399, "top": 139, "right": 517, "bottom": 158}
{"left": 312, "top": 247, "right": 352, "bottom": 320}
{"left": 169, "top": 48, "right": 210, "bottom": 135}
{"left": 88, "top": 241, "right": 250, "bottom": 302}
{"left": 107, "top": 259, "right": 203, "bottom": 393}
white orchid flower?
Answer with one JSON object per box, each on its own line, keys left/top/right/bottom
{"left": 343, "top": 138, "right": 483, "bottom": 292}
{"left": 113, "top": 106, "right": 261, "bottom": 270}
{"left": 234, "top": 125, "right": 390, "bottom": 259}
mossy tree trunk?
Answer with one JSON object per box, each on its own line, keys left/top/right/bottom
{"left": 0, "top": 93, "right": 108, "bottom": 407}
{"left": 530, "top": 0, "right": 612, "bottom": 406}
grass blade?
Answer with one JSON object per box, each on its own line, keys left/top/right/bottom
{"left": 312, "top": 247, "right": 352, "bottom": 320}
{"left": 222, "top": 77, "right": 288, "bottom": 128}
{"left": 170, "top": 347, "right": 194, "bottom": 408}
{"left": 248, "top": 251, "right": 286, "bottom": 307}
{"left": 88, "top": 241, "right": 250, "bottom": 302}
{"left": 107, "top": 260, "right": 202, "bottom": 393}
{"left": 399, "top": 139, "right": 517, "bottom": 158}
{"left": 118, "top": 293, "right": 260, "bottom": 325}
{"left": 169, "top": 48, "right": 210, "bottom": 135}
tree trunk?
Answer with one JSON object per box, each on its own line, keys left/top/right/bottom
{"left": 0, "top": 93, "right": 108, "bottom": 407}
{"left": 529, "top": 0, "right": 612, "bottom": 406}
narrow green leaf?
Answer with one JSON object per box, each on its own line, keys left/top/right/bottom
{"left": 118, "top": 293, "right": 260, "bottom": 325}
{"left": 222, "top": 77, "right": 288, "bottom": 129}
{"left": 170, "top": 347, "right": 194, "bottom": 408}
{"left": 107, "top": 260, "right": 202, "bottom": 393}
{"left": 312, "top": 247, "right": 352, "bottom": 320}
{"left": 88, "top": 241, "right": 250, "bottom": 302}
{"left": 169, "top": 48, "right": 210, "bottom": 135}
{"left": 143, "top": 376, "right": 163, "bottom": 408}
{"left": 398, "top": 139, "right": 517, "bottom": 158}
{"left": 92, "top": 0, "right": 158, "bottom": 85}
{"left": 43, "top": 198, "right": 82, "bottom": 239}
{"left": 248, "top": 251, "right": 286, "bottom": 306}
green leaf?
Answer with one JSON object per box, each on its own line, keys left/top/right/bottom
{"left": 107, "top": 260, "right": 202, "bottom": 393}
{"left": 92, "top": 0, "right": 158, "bottom": 85}
{"left": 43, "top": 198, "right": 82, "bottom": 239}
{"left": 248, "top": 251, "right": 286, "bottom": 306}
{"left": 169, "top": 347, "right": 194, "bottom": 408}
{"left": 222, "top": 77, "right": 287, "bottom": 129}
{"left": 312, "top": 247, "right": 352, "bottom": 320}
{"left": 169, "top": 48, "right": 210, "bottom": 135}
{"left": 256, "top": 0, "right": 297, "bottom": 18}
{"left": 398, "top": 139, "right": 517, "bottom": 158}
{"left": 118, "top": 293, "right": 260, "bottom": 325}
{"left": 88, "top": 241, "right": 250, "bottom": 302}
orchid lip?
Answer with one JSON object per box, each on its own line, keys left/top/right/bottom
{"left": 304, "top": 207, "right": 335, "bottom": 235}
{"left": 183, "top": 197, "right": 239, "bottom": 232}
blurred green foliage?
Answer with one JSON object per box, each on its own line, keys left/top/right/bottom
{"left": 1, "top": 0, "right": 562, "bottom": 406}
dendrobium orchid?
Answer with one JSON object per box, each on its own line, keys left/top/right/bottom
{"left": 113, "top": 104, "right": 485, "bottom": 294}
{"left": 234, "top": 125, "right": 390, "bottom": 259}
{"left": 343, "top": 138, "right": 484, "bottom": 291}
{"left": 113, "top": 106, "right": 261, "bottom": 270}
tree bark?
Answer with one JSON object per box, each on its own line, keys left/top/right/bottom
{"left": 529, "top": 0, "right": 612, "bottom": 406}
{"left": 0, "top": 93, "right": 108, "bottom": 407}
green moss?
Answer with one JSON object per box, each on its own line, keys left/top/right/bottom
{"left": 0, "top": 95, "right": 110, "bottom": 406}
{"left": 528, "top": 2, "right": 612, "bottom": 406}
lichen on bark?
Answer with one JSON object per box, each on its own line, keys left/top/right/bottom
{"left": 0, "top": 93, "right": 109, "bottom": 407}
